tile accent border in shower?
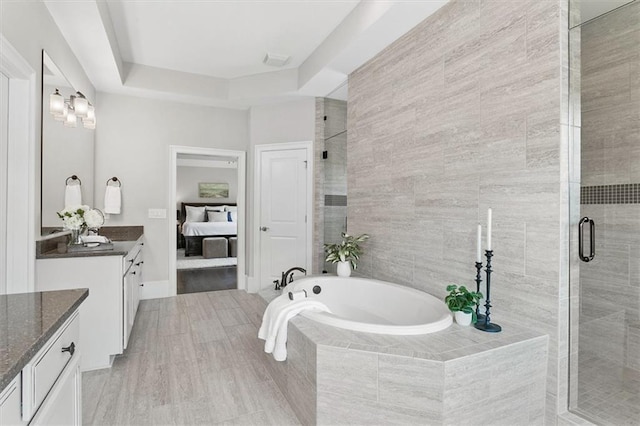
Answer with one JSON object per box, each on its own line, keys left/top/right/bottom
{"left": 581, "top": 184, "right": 640, "bottom": 204}
{"left": 325, "top": 194, "right": 347, "bottom": 206}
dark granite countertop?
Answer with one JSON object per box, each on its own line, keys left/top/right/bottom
{"left": 36, "top": 240, "right": 139, "bottom": 260}
{"left": 0, "top": 289, "right": 88, "bottom": 391}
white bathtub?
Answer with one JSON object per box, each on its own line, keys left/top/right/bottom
{"left": 287, "top": 276, "right": 452, "bottom": 335}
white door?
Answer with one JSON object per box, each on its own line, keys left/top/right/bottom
{"left": 0, "top": 73, "right": 9, "bottom": 294}
{"left": 259, "top": 148, "right": 309, "bottom": 288}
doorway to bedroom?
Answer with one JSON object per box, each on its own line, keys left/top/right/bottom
{"left": 169, "top": 146, "right": 246, "bottom": 296}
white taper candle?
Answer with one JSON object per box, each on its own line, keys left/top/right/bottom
{"left": 487, "top": 208, "right": 493, "bottom": 251}
{"left": 476, "top": 224, "right": 482, "bottom": 263}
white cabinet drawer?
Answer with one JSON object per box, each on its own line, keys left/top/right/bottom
{"left": 0, "top": 374, "right": 25, "bottom": 425}
{"left": 22, "top": 311, "right": 79, "bottom": 421}
{"left": 29, "top": 356, "right": 80, "bottom": 426}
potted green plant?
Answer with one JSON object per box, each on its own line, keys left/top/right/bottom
{"left": 445, "top": 284, "right": 483, "bottom": 326}
{"left": 324, "top": 232, "right": 370, "bottom": 277}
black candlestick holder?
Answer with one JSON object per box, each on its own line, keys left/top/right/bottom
{"left": 474, "top": 261, "right": 485, "bottom": 322}
{"left": 474, "top": 250, "right": 502, "bottom": 333}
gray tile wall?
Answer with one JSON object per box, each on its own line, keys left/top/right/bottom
{"left": 347, "top": 0, "right": 567, "bottom": 422}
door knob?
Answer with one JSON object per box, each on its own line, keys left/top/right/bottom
{"left": 260, "top": 226, "right": 269, "bottom": 232}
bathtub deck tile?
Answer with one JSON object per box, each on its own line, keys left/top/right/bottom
{"left": 316, "top": 346, "right": 379, "bottom": 401}
{"left": 317, "top": 390, "right": 442, "bottom": 425}
{"left": 349, "top": 343, "right": 415, "bottom": 358}
{"left": 254, "top": 289, "right": 548, "bottom": 425}
{"left": 378, "top": 354, "right": 444, "bottom": 413}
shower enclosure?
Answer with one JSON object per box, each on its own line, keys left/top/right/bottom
{"left": 569, "top": 1, "right": 640, "bottom": 424}
{"left": 322, "top": 98, "right": 348, "bottom": 273}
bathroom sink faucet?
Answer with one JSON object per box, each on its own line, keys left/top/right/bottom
{"left": 276, "top": 267, "right": 307, "bottom": 290}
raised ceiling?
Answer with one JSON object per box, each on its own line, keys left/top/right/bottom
{"left": 44, "top": 0, "right": 449, "bottom": 108}
{"left": 107, "top": 0, "right": 360, "bottom": 79}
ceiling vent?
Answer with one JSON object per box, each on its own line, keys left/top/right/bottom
{"left": 263, "top": 53, "right": 291, "bottom": 67}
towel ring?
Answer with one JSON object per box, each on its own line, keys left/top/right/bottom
{"left": 65, "top": 175, "right": 82, "bottom": 185}
{"left": 106, "top": 177, "right": 121, "bottom": 187}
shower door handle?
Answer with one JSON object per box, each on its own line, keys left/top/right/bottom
{"left": 579, "top": 217, "right": 595, "bottom": 262}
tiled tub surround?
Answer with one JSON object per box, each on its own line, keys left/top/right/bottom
{"left": 258, "top": 291, "right": 548, "bottom": 425}
{"left": 346, "top": 0, "right": 569, "bottom": 421}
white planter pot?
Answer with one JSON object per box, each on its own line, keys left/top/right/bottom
{"left": 454, "top": 311, "right": 472, "bottom": 326}
{"left": 336, "top": 261, "right": 352, "bottom": 277}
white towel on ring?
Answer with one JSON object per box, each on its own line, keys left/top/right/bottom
{"left": 64, "top": 184, "right": 82, "bottom": 208}
{"left": 104, "top": 185, "right": 121, "bottom": 214}
{"left": 258, "top": 293, "right": 330, "bottom": 361}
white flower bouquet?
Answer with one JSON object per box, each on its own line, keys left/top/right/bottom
{"left": 84, "top": 208, "right": 105, "bottom": 230}
{"left": 57, "top": 205, "right": 104, "bottom": 231}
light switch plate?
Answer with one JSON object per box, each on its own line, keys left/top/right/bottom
{"left": 148, "top": 208, "right": 166, "bottom": 219}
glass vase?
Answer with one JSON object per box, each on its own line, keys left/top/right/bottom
{"left": 68, "top": 228, "right": 83, "bottom": 246}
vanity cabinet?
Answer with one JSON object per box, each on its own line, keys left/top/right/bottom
{"left": 36, "top": 237, "right": 144, "bottom": 370}
{"left": 123, "top": 244, "right": 143, "bottom": 349}
{"left": 26, "top": 312, "right": 81, "bottom": 426}
{"left": 0, "top": 310, "right": 81, "bottom": 426}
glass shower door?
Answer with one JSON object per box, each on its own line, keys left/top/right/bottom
{"left": 570, "top": 1, "right": 640, "bottom": 423}
{"left": 322, "top": 99, "right": 348, "bottom": 273}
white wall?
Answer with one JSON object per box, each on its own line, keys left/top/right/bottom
{"left": 95, "top": 92, "right": 248, "bottom": 284}
{"left": 247, "top": 98, "right": 316, "bottom": 278}
{"left": 177, "top": 166, "right": 238, "bottom": 208}
{"left": 1, "top": 1, "right": 96, "bottom": 239}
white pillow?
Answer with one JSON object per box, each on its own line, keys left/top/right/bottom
{"left": 205, "top": 206, "right": 224, "bottom": 212}
{"left": 225, "top": 206, "right": 238, "bottom": 212}
{"left": 208, "top": 211, "right": 228, "bottom": 222}
{"left": 185, "top": 205, "right": 205, "bottom": 222}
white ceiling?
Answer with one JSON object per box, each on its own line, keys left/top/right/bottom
{"left": 44, "top": 0, "right": 449, "bottom": 108}
{"left": 106, "top": 0, "right": 360, "bottom": 79}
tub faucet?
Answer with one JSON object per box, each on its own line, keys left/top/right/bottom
{"left": 276, "top": 267, "right": 307, "bottom": 290}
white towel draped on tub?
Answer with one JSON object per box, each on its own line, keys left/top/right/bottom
{"left": 64, "top": 184, "right": 82, "bottom": 208}
{"left": 104, "top": 185, "right": 121, "bottom": 214}
{"left": 258, "top": 293, "right": 330, "bottom": 361}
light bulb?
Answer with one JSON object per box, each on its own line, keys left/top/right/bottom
{"left": 54, "top": 103, "right": 68, "bottom": 121}
{"left": 64, "top": 108, "right": 77, "bottom": 128}
{"left": 85, "top": 104, "right": 95, "bottom": 122}
{"left": 72, "top": 92, "right": 89, "bottom": 118}
{"left": 49, "top": 89, "right": 64, "bottom": 115}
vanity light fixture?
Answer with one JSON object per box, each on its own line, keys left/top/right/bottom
{"left": 49, "top": 89, "right": 96, "bottom": 129}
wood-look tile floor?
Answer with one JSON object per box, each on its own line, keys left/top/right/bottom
{"left": 83, "top": 290, "right": 301, "bottom": 425}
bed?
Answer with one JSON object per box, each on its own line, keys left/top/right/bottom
{"left": 180, "top": 202, "right": 237, "bottom": 256}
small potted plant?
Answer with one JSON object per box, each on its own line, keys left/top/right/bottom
{"left": 445, "top": 284, "right": 483, "bottom": 326}
{"left": 324, "top": 232, "right": 370, "bottom": 277}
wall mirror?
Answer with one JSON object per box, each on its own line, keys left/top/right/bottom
{"left": 41, "top": 51, "right": 95, "bottom": 235}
